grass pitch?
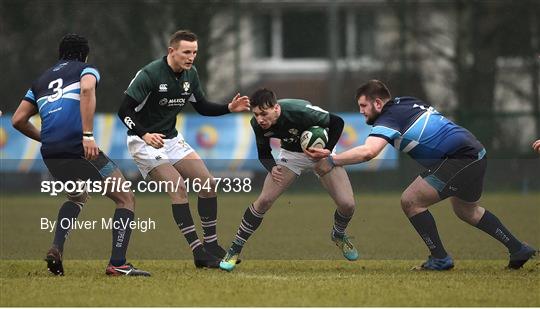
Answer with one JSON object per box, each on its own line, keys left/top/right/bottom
{"left": 1, "top": 192, "right": 539, "bottom": 306}
{"left": 1, "top": 260, "right": 538, "bottom": 306}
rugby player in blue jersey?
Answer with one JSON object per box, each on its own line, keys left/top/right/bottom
{"left": 308, "top": 80, "right": 536, "bottom": 270}
{"left": 12, "top": 34, "right": 150, "bottom": 276}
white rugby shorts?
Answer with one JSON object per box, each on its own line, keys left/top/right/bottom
{"left": 277, "top": 148, "right": 334, "bottom": 176}
{"left": 127, "top": 134, "right": 194, "bottom": 179}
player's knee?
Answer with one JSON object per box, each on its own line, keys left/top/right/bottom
{"left": 400, "top": 193, "right": 415, "bottom": 214}
{"left": 166, "top": 179, "right": 187, "bottom": 196}
{"left": 337, "top": 199, "right": 355, "bottom": 216}
{"left": 198, "top": 176, "right": 217, "bottom": 198}
{"left": 166, "top": 184, "right": 188, "bottom": 204}
{"left": 114, "top": 191, "right": 135, "bottom": 211}
{"left": 208, "top": 176, "right": 217, "bottom": 190}
{"left": 66, "top": 189, "right": 89, "bottom": 208}
{"left": 254, "top": 197, "right": 274, "bottom": 212}
{"left": 453, "top": 208, "right": 470, "bottom": 223}
{"left": 452, "top": 204, "right": 482, "bottom": 225}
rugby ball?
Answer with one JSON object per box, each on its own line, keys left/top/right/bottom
{"left": 300, "top": 126, "right": 328, "bottom": 151}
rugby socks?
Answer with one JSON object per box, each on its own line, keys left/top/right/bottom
{"left": 409, "top": 210, "right": 448, "bottom": 259}
{"left": 197, "top": 196, "right": 218, "bottom": 245}
{"left": 110, "top": 208, "right": 134, "bottom": 267}
{"left": 332, "top": 209, "right": 352, "bottom": 239}
{"left": 52, "top": 201, "right": 82, "bottom": 252}
{"left": 231, "top": 204, "right": 265, "bottom": 254}
{"left": 475, "top": 210, "right": 522, "bottom": 253}
{"left": 172, "top": 203, "right": 202, "bottom": 251}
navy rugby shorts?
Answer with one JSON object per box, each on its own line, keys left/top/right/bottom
{"left": 421, "top": 149, "right": 487, "bottom": 202}
{"left": 43, "top": 151, "right": 118, "bottom": 182}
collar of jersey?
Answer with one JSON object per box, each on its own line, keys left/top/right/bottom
{"left": 162, "top": 56, "right": 184, "bottom": 79}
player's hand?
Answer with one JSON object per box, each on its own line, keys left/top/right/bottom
{"left": 142, "top": 133, "right": 165, "bottom": 149}
{"left": 228, "top": 93, "right": 250, "bottom": 113}
{"left": 271, "top": 165, "right": 284, "bottom": 184}
{"left": 533, "top": 139, "right": 540, "bottom": 153}
{"left": 83, "top": 139, "right": 99, "bottom": 161}
{"left": 304, "top": 147, "right": 331, "bottom": 160}
{"left": 314, "top": 156, "right": 334, "bottom": 177}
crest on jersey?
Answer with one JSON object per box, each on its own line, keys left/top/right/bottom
{"left": 182, "top": 82, "right": 190, "bottom": 92}
{"left": 288, "top": 128, "right": 299, "bottom": 135}
{"left": 159, "top": 84, "right": 168, "bottom": 92}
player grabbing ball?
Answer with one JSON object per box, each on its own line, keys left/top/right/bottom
{"left": 219, "top": 88, "right": 359, "bottom": 272}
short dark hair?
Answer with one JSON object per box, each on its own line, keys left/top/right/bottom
{"left": 169, "top": 30, "right": 198, "bottom": 47}
{"left": 58, "top": 33, "right": 89, "bottom": 62}
{"left": 355, "top": 80, "right": 391, "bottom": 101}
{"left": 250, "top": 88, "right": 277, "bottom": 109}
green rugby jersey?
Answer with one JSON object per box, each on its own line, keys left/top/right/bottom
{"left": 125, "top": 56, "right": 204, "bottom": 138}
{"left": 251, "top": 99, "right": 330, "bottom": 153}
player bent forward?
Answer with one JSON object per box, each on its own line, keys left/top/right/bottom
{"left": 308, "top": 80, "right": 536, "bottom": 270}
{"left": 219, "top": 88, "right": 359, "bottom": 271}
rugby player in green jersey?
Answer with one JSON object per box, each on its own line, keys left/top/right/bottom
{"left": 118, "top": 30, "right": 249, "bottom": 268}
{"left": 219, "top": 88, "right": 359, "bottom": 271}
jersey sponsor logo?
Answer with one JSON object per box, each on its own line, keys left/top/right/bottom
{"left": 123, "top": 116, "right": 135, "bottom": 129}
{"left": 263, "top": 131, "right": 274, "bottom": 137}
{"left": 159, "top": 98, "right": 186, "bottom": 107}
{"left": 48, "top": 107, "right": 62, "bottom": 114}
{"left": 159, "top": 83, "right": 168, "bottom": 92}
{"left": 168, "top": 98, "right": 186, "bottom": 107}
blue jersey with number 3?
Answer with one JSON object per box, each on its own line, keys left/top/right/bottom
{"left": 369, "top": 96, "right": 484, "bottom": 167}
{"left": 23, "top": 60, "right": 100, "bottom": 158}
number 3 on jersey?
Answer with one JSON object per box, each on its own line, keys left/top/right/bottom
{"left": 48, "top": 78, "right": 63, "bottom": 102}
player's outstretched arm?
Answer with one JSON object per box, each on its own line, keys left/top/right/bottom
{"left": 333, "top": 136, "right": 388, "bottom": 166}
{"left": 533, "top": 139, "right": 540, "bottom": 153}
{"left": 312, "top": 136, "right": 388, "bottom": 176}
{"left": 12, "top": 100, "right": 41, "bottom": 142}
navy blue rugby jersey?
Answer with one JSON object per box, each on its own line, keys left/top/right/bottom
{"left": 369, "top": 96, "right": 485, "bottom": 167}
{"left": 23, "top": 60, "right": 100, "bottom": 158}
